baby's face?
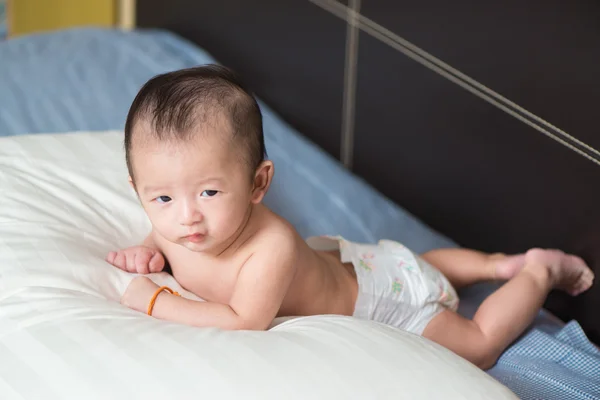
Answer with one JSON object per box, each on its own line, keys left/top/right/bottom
{"left": 130, "top": 128, "right": 255, "bottom": 254}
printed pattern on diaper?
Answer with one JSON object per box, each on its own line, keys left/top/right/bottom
{"left": 358, "top": 259, "right": 374, "bottom": 271}
{"left": 439, "top": 287, "right": 454, "bottom": 303}
{"left": 362, "top": 252, "right": 375, "bottom": 260}
{"left": 436, "top": 276, "right": 457, "bottom": 308}
{"left": 397, "top": 259, "right": 415, "bottom": 272}
{"left": 392, "top": 278, "right": 403, "bottom": 294}
{"left": 356, "top": 251, "right": 376, "bottom": 271}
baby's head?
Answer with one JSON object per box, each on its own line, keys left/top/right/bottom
{"left": 124, "top": 65, "right": 273, "bottom": 254}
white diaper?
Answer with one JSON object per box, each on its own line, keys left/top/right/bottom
{"left": 307, "top": 236, "right": 459, "bottom": 335}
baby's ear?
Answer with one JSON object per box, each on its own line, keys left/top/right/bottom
{"left": 128, "top": 176, "right": 139, "bottom": 196}
{"left": 251, "top": 161, "right": 274, "bottom": 204}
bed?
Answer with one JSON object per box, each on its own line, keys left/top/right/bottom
{"left": 0, "top": 17, "right": 598, "bottom": 400}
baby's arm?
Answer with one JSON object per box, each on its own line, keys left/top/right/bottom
{"left": 106, "top": 230, "right": 165, "bottom": 274}
{"left": 121, "top": 229, "right": 297, "bottom": 330}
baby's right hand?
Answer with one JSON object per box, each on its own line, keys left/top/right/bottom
{"left": 105, "top": 246, "right": 165, "bottom": 274}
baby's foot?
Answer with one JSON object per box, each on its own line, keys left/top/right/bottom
{"left": 490, "top": 253, "right": 527, "bottom": 280}
{"left": 525, "top": 248, "right": 595, "bottom": 296}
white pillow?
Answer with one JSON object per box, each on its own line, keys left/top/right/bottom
{"left": 0, "top": 131, "right": 517, "bottom": 400}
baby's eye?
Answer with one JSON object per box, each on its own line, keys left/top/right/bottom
{"left": 201, "top": 190, "right": 218, "bottom": 197}
{"left": 155, "top": 195, "right": 172, "bottom": 204}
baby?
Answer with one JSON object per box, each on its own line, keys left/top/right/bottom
{"left": 107, "top": 65, "right": 594, "bottom": 370}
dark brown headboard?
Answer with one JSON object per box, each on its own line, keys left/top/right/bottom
{"left": 137, "top": 0, "right": 600, "bottom": 342}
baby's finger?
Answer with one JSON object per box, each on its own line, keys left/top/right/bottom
{"left": 105, "top": 251, "right": 117, "bottom": 264}
{"left": 149, "top": 252, "right": 165, "bottom": 273}
{"left": 113, "top": 252, "right": 126, "bottom": 269}
{"left": 126, "top": 252, "right": 137, "bottom": 273}
{"left": 135, "top": 251, "right": 152, "bottom": 274}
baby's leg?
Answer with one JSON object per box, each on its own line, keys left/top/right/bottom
{"left": 422, "top": 249, "right": 594, "bottom": 369}
{"left": 421, "top": 248, "right": 526, "bottom": 289}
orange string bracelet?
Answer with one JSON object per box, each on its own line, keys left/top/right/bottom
{"left": 147, "top": 286, "right": 181, "bottom": 316}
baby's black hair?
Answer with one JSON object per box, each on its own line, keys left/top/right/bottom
{"left": 124, "top": 64, "right": 266, "bottom": 179}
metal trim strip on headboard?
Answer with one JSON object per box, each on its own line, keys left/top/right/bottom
{"left": 309, "top": 0, "right": 600, "bottom": 167}
{"left": 340, "top": 0, "right": 361, "bottom": 169}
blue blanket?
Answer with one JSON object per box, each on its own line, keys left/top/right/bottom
{"left": 491, "top": 321, "right": 600, "bottom": 399}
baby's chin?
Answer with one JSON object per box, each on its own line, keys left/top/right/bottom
{"left": 177, "top": 239, "right": 212, "bottom": 253}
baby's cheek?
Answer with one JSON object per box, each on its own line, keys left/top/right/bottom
{"left": 150, "top": 214, "right": 175, "bottom": 238}
{"left": 219, "top": 207, "right": 246, "bottom": 232}
{"left": 217, "top": 213, "right": 238, "bottom": 232}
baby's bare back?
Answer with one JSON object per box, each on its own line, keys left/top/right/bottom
{"left": 155, "top": 205, "right": 358, "bottom": 319}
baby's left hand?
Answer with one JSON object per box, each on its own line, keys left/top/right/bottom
{"left": 121, "top": 276, "right": 160, "bottom": 314}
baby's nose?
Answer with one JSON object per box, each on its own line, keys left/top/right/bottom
{"left": 180, "top": 202, "right": 203, "bottom": 226}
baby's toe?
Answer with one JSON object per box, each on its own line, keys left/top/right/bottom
{"left": 584, "top": 273, "right": 595, "bottom": 290}
{"left": 585, "top": 268, "right": 595, "bottom": 281}
{"left": 571, "top": 272, "right": 594, "bottom": 296}
{"left": 581, "top": 268, "right": 594, "bottom": 285}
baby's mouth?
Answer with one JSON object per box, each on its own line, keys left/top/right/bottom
{"left": 184, "top": 233, "right": 205, "bottom": 243}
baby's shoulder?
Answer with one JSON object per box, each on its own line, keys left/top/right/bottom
{"left": 247, "top": 206, "right": 301, "bottom": 254}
